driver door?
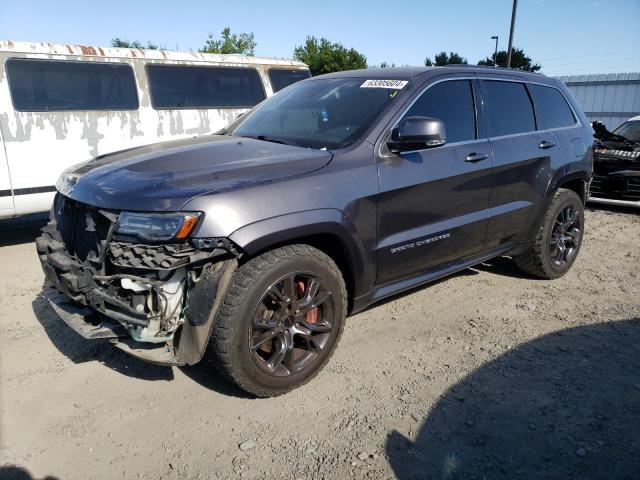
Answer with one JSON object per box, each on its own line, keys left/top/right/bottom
{"left": 376, "top": 78, "right": 493, "bottom": 284}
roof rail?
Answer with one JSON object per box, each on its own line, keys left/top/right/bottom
{"left": 444, "top": 64, "right": 546, "bottom": 76}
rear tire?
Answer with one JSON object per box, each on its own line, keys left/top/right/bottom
{"left": 209, "top": 244, "right": 347, "bottom": 397}
{"left": 514, "top": 188, "right": 584, "bottom": 279}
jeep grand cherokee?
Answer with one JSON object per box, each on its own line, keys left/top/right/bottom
{"left": 37, "top": 67, "right": 593, "bottom": 397}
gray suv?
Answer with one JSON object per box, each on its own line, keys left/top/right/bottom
{"left": 37, "top": 67, "right": 593, "bottom": 396}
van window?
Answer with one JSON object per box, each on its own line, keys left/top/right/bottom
{"left": 147, "top": 65, "right": 265, "bottom": 109}
{"left": 404, "top": 80, "right": 476, "bottom": 143}
{"left": 529, "top": 84, "right": 576, "bottom": 129}
{"left": 268, "top": 69, "right": 311, "bottom": 92}
{"left": 482, "top": 80, "right": 535, "bottom": 137}
{"left": 6, "top": 58, "right": 138, "bottom": 112}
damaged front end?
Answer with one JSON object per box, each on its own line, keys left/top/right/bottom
{"left": 36, "top": 194, "right": 238, "bottom": 366}
{"left": 590, "top": 121, "right": 640, "bottom": 207}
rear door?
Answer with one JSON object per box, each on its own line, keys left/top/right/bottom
{"left": 376, "top": 77, "right": 493, "bottom": 284}
{"left": 480, "top": 78, "right": 564, "bottom": 249}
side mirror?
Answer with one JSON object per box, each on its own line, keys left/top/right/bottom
{"left": 388, "top": 116, "right": 446, "bottom": 153}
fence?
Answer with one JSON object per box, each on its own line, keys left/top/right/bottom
{"left": 556, "top": 72, "right": 640, "bottom": 130}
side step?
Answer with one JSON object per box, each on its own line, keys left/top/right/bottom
{"left": 110, "top": 338, "right": 184, "bottom": 366}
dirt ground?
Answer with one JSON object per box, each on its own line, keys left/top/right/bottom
{"left": 0, "top": 206, "right": 639, "bottom": 480}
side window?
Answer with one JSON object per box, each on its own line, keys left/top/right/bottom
{"left": 529, "top": 84, "right": 576, "bottom": 129}
{"left": 404, "top": 80, "right": 476, "bottom": 143}
{"left": 482, "top": 80, "right": 535, "bottom": 137}
{"left": 6, "top": 58, "right": 138, "bottom": 112}
{"left": 268, "top": 69, "right": 311, "bottom": 93}
{"left": 147, "top": 65, "right": 266, "bottom": 109}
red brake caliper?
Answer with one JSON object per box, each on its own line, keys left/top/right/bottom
{"left": 297, "top": 281, "right": 318, "bottom": 324}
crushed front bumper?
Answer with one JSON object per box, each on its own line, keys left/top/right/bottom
{"left": 37, "top": 215, "right": 238, "bottom": 366}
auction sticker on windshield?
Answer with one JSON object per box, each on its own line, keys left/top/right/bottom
{"left": 361, "top": 79, "right": 408, "bottom": 89}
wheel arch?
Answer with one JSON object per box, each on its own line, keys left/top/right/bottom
{"left": 228, "top": 209, "right": 370, "bottom": 311}
{"left": 515, "top": 171, "right": 589, "bottom": 256}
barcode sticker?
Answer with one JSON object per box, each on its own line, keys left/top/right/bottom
{"left": 360, "top": 79, "right": 408, "bottom": 89}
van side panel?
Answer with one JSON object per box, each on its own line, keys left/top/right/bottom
{"left": 0, "top": 112, "right": 14, "bottom": 216}
{"left": 0, "top": 42, "right": 308, "bottom": 218}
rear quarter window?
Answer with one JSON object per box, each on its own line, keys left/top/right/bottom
{"left": 268, "top": 69, "right": 312, "bottom": 93}
{"left": 529, "top": 84, "right": 576, "bottom": 129}
{"left": 482, "top": 80, "right": 536, "bottom": 137}
{"left": 147, "top": 65, "right": 266, "bottom": 109}
{"left": 6, "top": 58, "right": 138, "bottom": 112}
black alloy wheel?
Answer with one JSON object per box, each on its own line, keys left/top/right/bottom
{"left": 250, "top": 273, "right": 334, "bottom": 376}
{"left": 549, "top": 204, "right": 581, "bottom": 267}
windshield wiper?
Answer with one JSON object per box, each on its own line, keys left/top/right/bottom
{"left": 239, "top": 135, "right": 297, "bottom": 147}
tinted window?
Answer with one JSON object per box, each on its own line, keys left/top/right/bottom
{"left": 269, "top": 69, "right": 311, "bottom": 92}
{"left": 6, "top": 58, "right": 138, "bottom": 112}
{"left": 147, "top": 65, "right": 265, "bottom": 109}
{"left": 529, "top": 84, "right": 576, "bottom": 129}
{"left": 482, "top": 80, "right": 535, "bottom": 137}
{"left": 404, "top": 80, "right": 476, "bottom": 143}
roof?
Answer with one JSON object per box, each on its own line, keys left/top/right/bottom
{"left": 316, "top": 65, "right": 549, "bottom": 80}
{"left": 0, "top": 40, "right": 307, "bottom": 67}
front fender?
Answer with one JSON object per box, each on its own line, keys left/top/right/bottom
{"left": 229, "top": 208, "right": 372, "bottom": 299}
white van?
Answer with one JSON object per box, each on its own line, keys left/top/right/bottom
{"left": 0, "top": 41, "right": 311, "bottom": 219}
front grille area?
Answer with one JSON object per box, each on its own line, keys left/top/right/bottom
{"left": 52, "top": 194, "right": 115, "bottom": 269}
{"left": 590, "top": 174, "right": 640, "bottom": 202}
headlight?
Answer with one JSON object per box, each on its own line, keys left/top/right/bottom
{"left": 116, "top": 212, "right": 202, "bottom": 242}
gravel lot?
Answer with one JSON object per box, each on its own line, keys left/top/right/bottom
{"left": 1, "top": 206, "right": 639, "bottom": 480}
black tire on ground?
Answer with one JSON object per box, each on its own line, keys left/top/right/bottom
{"left": 514, "top": 188, "right": 584, "bottom": 279}
{"left": 209, "top": 244, "right": 347, "bottom": 397}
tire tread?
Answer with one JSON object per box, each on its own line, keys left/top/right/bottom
{"left": 210, "top": 244, "right": 347, "bottom": 397}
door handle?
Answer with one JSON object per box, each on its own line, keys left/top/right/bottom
{"left": 539, "top": 140, "right": 556, "bottom": 149}
{"left": 465, "top": 153, "right": 489, "bottom": 163}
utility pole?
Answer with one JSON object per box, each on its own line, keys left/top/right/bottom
{"left": 506, "top": 0, "right": 518, "bottom": 68}
{"left": 491, "top": 36, "right": 499, "bottom": 67}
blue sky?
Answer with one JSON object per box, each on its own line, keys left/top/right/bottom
{"left": 2, "top": 0, "right": 639, "bottom": 76}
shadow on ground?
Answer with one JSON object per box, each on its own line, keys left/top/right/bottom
{"left": 31, "top": 287, "right": 252, "bottom": 397}
{"left": 386, "top": 319, "right": 640, "bottom": 479}
{"left": 0, "top": 214, "right": 48, "bottom": 247}
{"left": 0, "top": 465, "right": 59, "bottom": 480}
{"left": 31, "top": 290, "right": 174, "bottom": 382}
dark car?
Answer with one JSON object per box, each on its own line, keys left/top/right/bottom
{"left": 37, "top": 66, "right": 593, "bottom": 396}
{"left": 590, "top": 117, "right": 640, "bottom": 206}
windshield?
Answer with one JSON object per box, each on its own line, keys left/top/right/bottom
{"left": 227, "top": 77, "right": 407, "bottom": 150}
{"left": 613, "top": 120, "right": 640, "bottom": 143}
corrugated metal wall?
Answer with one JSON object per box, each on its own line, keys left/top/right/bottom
{"left": 556, "top": 72, "right": 640, "bottom": 130}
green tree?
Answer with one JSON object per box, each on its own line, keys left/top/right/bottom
{"left": 478, "top": 47, "right": 541, "bottom": 72}
{"left": 293, "top": 37, "right": 367, "bottom": 76}
{"left": 200, "top": 27, "right": 256, "bottom": 55}
{"left": 111, "top": 38, "right": 161, "bottom": 49}
{"left": 424, "top": 51, "right": 468, "bottom": 66}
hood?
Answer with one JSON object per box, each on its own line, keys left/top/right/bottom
{"left": 60, "top": 135, "right": 333, "bottom": 212}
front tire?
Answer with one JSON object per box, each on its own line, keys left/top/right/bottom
{"left": 209, "top": 244, "right": 347, "bottom": 397}
{"left": 514, "top": 188, "right": 584, "bottom": 279}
